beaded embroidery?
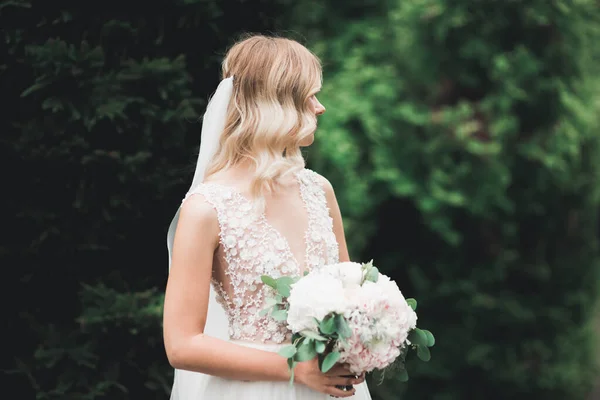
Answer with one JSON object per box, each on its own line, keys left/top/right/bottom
{"left": 183, "top": 169, "right": 339, "bottom": 343}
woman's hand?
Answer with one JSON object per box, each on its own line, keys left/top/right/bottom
{"left": 295, "top": 358, "right": 365, "bottom": 398}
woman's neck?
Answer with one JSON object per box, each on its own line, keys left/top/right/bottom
{"left": 206, "top": 159, "right": 256, "bottom": 185}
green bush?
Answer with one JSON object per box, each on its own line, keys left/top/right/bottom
{"left": 2, "top": 0, "right": 290, "bottom": 398}
{"left": 293, "top": 0, "right": 600, "bottom": 399}
{"left": 6, "top": 0, "right": 600, "bottom": 398}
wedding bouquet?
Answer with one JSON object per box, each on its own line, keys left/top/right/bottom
{"left": 260, "top": 261, "right": 435, "bottom": 383}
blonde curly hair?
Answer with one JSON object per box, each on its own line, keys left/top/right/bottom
{"left": 204, "top": 35, "right": 323, "bottom": 207}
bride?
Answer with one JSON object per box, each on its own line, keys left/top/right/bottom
{"left": 164, "top": 35, "right": 372, "bottom": 399}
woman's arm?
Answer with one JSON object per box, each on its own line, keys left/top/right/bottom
{"left": 318, "top": 175, "right": 351, "bottom": 263}
{"left": 163, "top": 195, "right": 290, "bottom": 381}
{"left": 162, "top": 194, "right": 360, "bottom": 396}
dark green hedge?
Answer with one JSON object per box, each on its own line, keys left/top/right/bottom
{"left": 5, "top": 0, "right": 600, "bottom": 399}
{"left": 2, "top": 1, "right": 291, "bottom": 398}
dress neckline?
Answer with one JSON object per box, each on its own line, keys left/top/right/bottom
{"left": 202, "top": 170, "right": 310, "bottom": 274}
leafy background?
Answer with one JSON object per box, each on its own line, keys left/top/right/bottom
{"left": 4, "top": 0, "right": 600, "bottom": 399}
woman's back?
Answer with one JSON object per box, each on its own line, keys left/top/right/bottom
{"left": 185, "top": 168, "right": 339, "bottom": 344}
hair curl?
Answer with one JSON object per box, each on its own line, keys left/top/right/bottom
{"left": 204, "top": 35, "right": 323, "bottom": 209}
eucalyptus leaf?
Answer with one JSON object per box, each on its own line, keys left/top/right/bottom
{"left": 277, "top": 276, "right": 295, "bottom": 286}
{"left": 261, "top": 275, "right": 277, "bottom": 289}
{"left": 398, "top": 368, "right": 409, "bottom": 382}
{"left": 278, "top": 345, "right": 297, "bottom": 359}
{"left": 301, "top": 329, "right": 327, "bottom": 341}
{"left": 277, "top": 284, "right": 291, "bottom": 298}
{"left": 264, "top": 297, "right": 278, "bottom": 307}
{"left": 335, "top": 314, "right": 352, "bottom": 338}
{"left": 276, "top": 276, "right": 295, "bottom": 298}
{"left": 258, "top": 307, "right": 272, "bottom": 317}
{"left": 319, "top": 316, "right": 336, "bottom": 335}
{"left": 315, "top": 340, "right": 326, "bottom": 354}
{"left": 423, "top": 329, "right": 435, "bottom": 347}
{"left": 287, "top": 358, "right": 296, "bottom": 384}
{"left": 406, "top": 298, "right": 417, "bottom": 310}
{"left": 417, "top": 345, "right": 431, "bottom": 362}
{"left": 271, "top": 309, "right": 288, "bottom": 321}
{"left": 321, "top": 351, "right": 341, "bottom": 373}
{"left": 408, "top": 328, "right": 428, "bottom": 347}
{"left": 294, "top": 341, "right": 317, "bottom": 362}
{"left": 365, "top": 266, "right": 379, "bottom": 283}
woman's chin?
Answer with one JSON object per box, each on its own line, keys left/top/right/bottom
{"left": 299, "top": 133, "right": 315, "bottom": 147}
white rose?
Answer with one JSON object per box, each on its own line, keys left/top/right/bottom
{"left": 286, "top": 270, "right": 348, "bottom": 333}
{"left": 327, "top": 262, "right": 364, "bottom": 288}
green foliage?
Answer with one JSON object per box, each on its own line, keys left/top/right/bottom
{"left": 291, "top": 0, "right": 600, "bottom": 399}
{"left": 321, "top": 351, "right": 341, "bottom": 373}
{"left": 6, "top": 0, "right": 600, "bottom": 398}
{"left": 2, "top": 0, "right": 292, "bottom": 398}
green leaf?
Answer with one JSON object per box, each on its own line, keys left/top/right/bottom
{"left": 278, "top": 276, "right": 296, "bottom": 286}
{"left": 423, "top": 329, "right": 435, "bottom": 347}
{"left": 20, "top": 81, "right": 50, "bottom": 97}
{"left": 417, "top": 345, "right": 431, "bottom": 362}
{"left": 261, "top": 275, "right": 277, "bottom": 290}
{"left": 319, "top": 316, "right": 336, "bottom": 335}
{"left": 315, "top": 340, "right": 326, "bottom": 354}
{"left": 321, "top": 351, "right": 341, "bottom": 373}
{"left": 295, "top": 341, "right": 317, "bottom": 362}
{"left": 276, "top": 276, "right": 295, "bottom": 298}
{"left": 258, "top": 307, "right": 272, "bottom": 317}
{"left": 408, "top": 328, "right": 428, "bottom": 347}
{"left": 406, "top": 298, "right": 417, "bottom": 310}
{"left": 271, "top": 309, "right": 288, "bottom": 321}
{"left": 398, "top": 368, "right": 409, "bottom": 382}
{"left": 264, "top": 297, "right": 278, "bottom": 307}
{"left": 301, "top": 329, "right": 327, "bottom": 341}
{"left": 365, "top": 266, "right": 379, "bottom": 283}
{"left": 287, "top": 358, "right": 296, "bottom": 384}
{"left": 278, "top": 345, "right": 297, "bottom": 359}
{"left": 335, "top": 314, "right": 352, "bottom": 338}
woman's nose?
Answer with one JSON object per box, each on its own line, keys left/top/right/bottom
{"left": 315, "top": 100, "right": 326, "bottom": 116}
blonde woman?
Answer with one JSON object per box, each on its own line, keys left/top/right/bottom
{"left": 164, "top": 35, "right": 372, "bottom": 399}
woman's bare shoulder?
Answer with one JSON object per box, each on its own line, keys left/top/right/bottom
{"left": 179, "top": 193, "right": 219, "bottom": 229}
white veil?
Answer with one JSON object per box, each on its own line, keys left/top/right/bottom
{"left": 166, "top": 77, "right": 234, "bottom": 400}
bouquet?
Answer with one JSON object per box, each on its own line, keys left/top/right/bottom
{"left": 260, "top": 261, "right": 435, "bottom": 384}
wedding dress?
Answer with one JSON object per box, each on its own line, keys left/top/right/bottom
{"left": 169, "top": 168, "right": 372, "bottom": 400}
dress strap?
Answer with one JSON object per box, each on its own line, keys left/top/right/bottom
{"left": 296, "top": 169, "right": 337, "bottom": 269}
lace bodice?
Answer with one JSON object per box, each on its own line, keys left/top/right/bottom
{"left": 183, "top": 169, "right": 339, "bottom": 343}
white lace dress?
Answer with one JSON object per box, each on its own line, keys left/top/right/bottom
{"left": 169, "top": 169, "right": 372, "bottom": 400}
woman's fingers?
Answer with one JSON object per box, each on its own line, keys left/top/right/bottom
{"left": 296, "top": 358, "right": 365, "bottom": 398}
{"left": 355, "top": 372, "right": 365, "bottom": 384}
{"left": 325, "top": 385, "right": 356, "bottom": 398}
{"left": 325, "top": 363, "right": 353, "bottom": 376}
{"left": 326, "top": 375, "right": 358, "bottom": 387}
